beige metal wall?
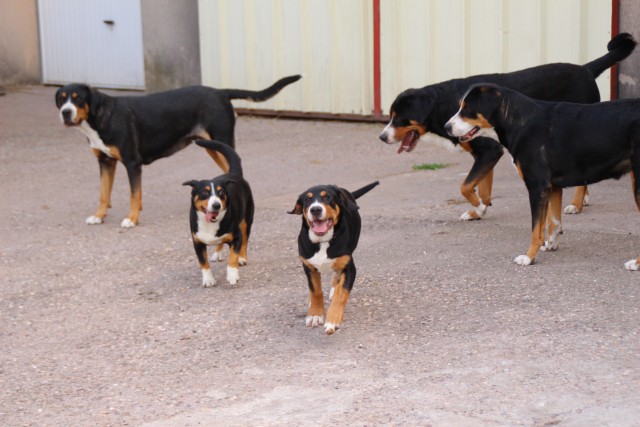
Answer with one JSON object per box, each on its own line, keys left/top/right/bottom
{"left": 199, "top": 0, "right": 612, "bottom": 116}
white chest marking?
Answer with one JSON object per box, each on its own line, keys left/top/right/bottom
{"left": 194, "top": 211, "right": 226, "bottom": 245}
{"left": 77, "top": 121, "right": 113, "bottom": 157}
{"left": 307, "top": 242, "right": 335, "bottom": 275}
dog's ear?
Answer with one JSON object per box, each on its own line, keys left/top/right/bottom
{"left": 288, "top": 195, "right": 303, "bottom": 215}
{"left": 54, "top": 87, "right": 64, "bottom": 108}
{"left": 182, "top": 180, "right": 198, "bottom": 187}
{"left": 335, "top": 187, "right": 358, "bottom": 211}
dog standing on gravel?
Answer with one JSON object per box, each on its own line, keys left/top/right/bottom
{"left": 446, "top": 83, "right": 640, "bottom": 270}
{"left": 379, "top": 33, "right": 636, "bottom": 221}
{"left": 183, "top": 140, "right": 254, "bottom": 287}
{"left": 55, "top": 75, "right": 300, "bottom": 228}
{"left": 289, "top": 181, "right": 379, "bottom": 334}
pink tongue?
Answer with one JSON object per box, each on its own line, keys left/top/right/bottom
{"left": 398, "top": 130, "right": 418, "bottom": 154}
{"left": 312, "top": 220, "right": 329, "bottom": 234}
{"left": 206, "top": 211, "right": 217, "bottom": 222}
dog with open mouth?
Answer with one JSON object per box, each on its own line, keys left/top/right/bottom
{"left": 183, "top": 140, "right": 254, "bottom": 287}
{"left": 445, "top": 83, "right": 640, "bottom": 271}
{"left": 379, "top": 33, "right": 636, "bottom": 221}
{"left": 289, "top": 181, "right": 379, "bottom": 334}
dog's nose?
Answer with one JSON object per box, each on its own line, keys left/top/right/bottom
{"left": 379, "top": 132, "right": 388, "bottom": 143}
{"left": 444, "top": 122, "right": 453, "bottom": 136}
{"left": 310, "top": 206, "right": 323, "bottom": 217}
{"left": 62, "top": 109, "right": 72, "bottom": 119}
{"left": 211, "top": 201, "right": 221, "bottom": 211}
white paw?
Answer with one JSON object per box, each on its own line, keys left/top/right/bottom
{"left": 460, "top": 211, "right": 473, "bottom": 221}
{"left": 564, "top": 204, "right": 579, "bottom": 214}
{"left": 120, "top": 218, "right": 136, "bottom": 228}
{"left": 540, "top": 240, "right": 558, "bottom": 252}
{"left": 514, "top": 255, "right": 533, "bottom": 266}
{"left": 583, "top": 194, "right": 590, "bottom": 206}
{"left": 210, "top": 251, "right": 223, "bottom": 262}
{"left": 85, "top": 215, "right": 104, "bottom": 225}
{"left": 475, "top": 203, "right": 487, "bottom": 217}
{"left": 624, "top": 259, "right": 640, "bottom": 271}
{"left": 238, "top": 257, "right": 247, "bottom": 266}
{"left": 226, "top": 266, "right": 239, "bottom": 285}
{"left": 202, "top": 269, "right": 216, "bottom": 287}
{"left": 324, "top": 322, "right": 339, "bottom": 335}
{"left": 306, "top": 315, "right": 324, "bottom": 327}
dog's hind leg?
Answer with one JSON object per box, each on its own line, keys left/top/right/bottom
{"left": 564, "top": 186, "right": 589, "bottom": 215}
{"left": 301, "top": 261, "right": 324, "bottom": 327}
{"left": 86, "top": 150, "right": 117, "bottom": 225}
{"left": 541, "top": 186, "right": 563, "bottom": 252}
{"left": 625, "top": 171, "right": 640, "bottom": 270}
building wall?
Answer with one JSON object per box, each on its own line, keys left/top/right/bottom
{"left": 0, "top": 0, "right": 41, "bottom": 86}
{"left": 141, "top": 0, "right": 201, "bottom": 92}
{"left": 618, "top": 0, "right": 640, "bottom": 99}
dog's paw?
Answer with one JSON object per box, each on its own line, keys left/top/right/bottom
{"left": 238, "top": 257, "right": 247, "bottom": 266}
{"left": 306, "top": 315, "right": 324, "bottom": 327}
{"left": 583, "top": 194, "right": 590, "bottom": 207}
{"left": 460, "top": 203, "right": 486, "bottom": 221}
{"left": 210, "top": 251, "right": 224, "bottom": 262}
{"left": 540, "top": 240, "right": 558, "bottom": 252}
{"left": 85, "top": 215, "right": 104, "bottom": 225}
{"left": 563, "top": 204, "right": 580, "bottom": 214}
{"left": 624, "top": 259, "right": 640, "bottom": 271}
{"left": 202, "top": 269, "right": 216, "bottom": 287}
{"left": 120, "top": 218, "right": 136, "bottom": 228}
{"left": 226, "top": 266, "right": 239, "bottom": 285}
{"left": 514, "top": 255, "right": 533, "bottom": 266}
{"left": 324, "top": 322, "right": 339, "bottom": 335}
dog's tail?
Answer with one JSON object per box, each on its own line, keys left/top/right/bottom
{"left": 195, "top": 140, "right": 243, "bottom": 176}
{"left": 351, "top": 181, "right": 380, "bottom": 199}
{"left": 220, "top": 75, "right": 302, "bottom": 102}
{"left": 583, "top": 32, "right": 636, "bottom": 78}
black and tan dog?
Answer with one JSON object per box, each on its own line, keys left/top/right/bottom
{"left": 289, "top": 181, "right": 379, "bottom": 334}
{"left": 183, "top": 140, "right": 254, "bottom": 286}
{"left": 55, "top": 75, "right": 300, "bottom": 228}
{"left": 380, "top": 33, "right": 635, "bottom": 221}
{"left": 445, "top": 83, "right": 640, "bottom": 270}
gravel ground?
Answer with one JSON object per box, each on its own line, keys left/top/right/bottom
{"left": 1, "top": 85, "right": 639, "bottom": 426}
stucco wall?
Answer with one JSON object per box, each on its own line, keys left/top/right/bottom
{"left": 618, "top": 0, "right": 640, "bottom": 99}
{"left": 0, "top": 0, "right": 41, "bottom": 86}
{"left": 140, "top": 0, "right": 201, "bottom": 92}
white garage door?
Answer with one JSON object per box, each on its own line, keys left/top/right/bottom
{"left": 38, "top": 0, "right": 145, "bottom": 89}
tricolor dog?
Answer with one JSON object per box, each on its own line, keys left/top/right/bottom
{"left": 183, "top": 140, "right": 254, "bottom": 286}
{"left": 55, "top": 75, "right": 300, "bottom": 228}
{"left": 289, "top": 181, "right": 379, "bottom": 334}
{"left": 380, "top": 33, "right": 635, "bottom": 221}
{"left": 446, "top": 83, "right": 640, "bottom": 271}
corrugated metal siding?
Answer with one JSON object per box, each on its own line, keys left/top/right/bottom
{"left": 380, "top": 0, "right": 612, "bottom": 113}
{"left": 199, "top": 0, "right": 611, "bottom": 116}
{"left": 199, "top": 0, "right": 372, "bottom": 114}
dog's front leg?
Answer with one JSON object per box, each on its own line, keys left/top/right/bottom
{"left": 564, "top": 186, "right": 589, "bottom": 214}
{"left": 459, "top": 141, "right": 502, "bottom": 220}
{"left": 301, "top": 260, "right": 324, "bottom": 327}
{"left": 541, "top": 186, "right": 563, "bottom": 252}
{"left": 515, "top": 186, "right": 550, "bottom": 266}
{"left": 193, "top": 238, "right": 215, "bottom": 287}
{"left": 87, "top": 150, "right": 117, "bottom": 225}
{"left": 325, "top": 256, "right": 355, "bottom": 335}
{"left": 122, "top": 162, "right": 142, "bottom": 228}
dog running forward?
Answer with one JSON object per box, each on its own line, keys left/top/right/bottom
{"left": 289, "top": 181, "right": 379, "bottom": 334}
{"left": 380, "top": 33, "right": 636, "bottom": 221}
{"left": 55, "top": 75, "right": 300, "bottom": 228}
{"left": 183, "top": 140, "right": 254, "bottom": 286}
{"left": 446, "top": 83, "right": 640, "bottom": 270}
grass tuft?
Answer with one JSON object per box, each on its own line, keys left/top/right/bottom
{"left": 412, "top": 163, "right": 449, "bottom": 171}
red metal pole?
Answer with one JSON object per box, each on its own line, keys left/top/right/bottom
{"left": 610, "top": 0, "right": 620, "bottom": 99}
{"left": 372, "top": 0, "right": 382, "bottom": 118}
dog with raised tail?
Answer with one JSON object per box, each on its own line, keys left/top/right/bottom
{"left": 289, "top": 181, "right": 379, "bottom": 334}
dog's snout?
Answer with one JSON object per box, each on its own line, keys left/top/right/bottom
{"left": 379, "top": 132, "right": 388, "bottom": 143}
{"left": 444, "top": 121, "right": 453, "bottom": 136}
{"left": 211, "top": 201, "right": 221, "bottom": 211}
{"left": 61, "top": 109, "right": 72, "bottom": 118}
{"left": 310, "top": 206, "right": 323, "bottom": 217}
